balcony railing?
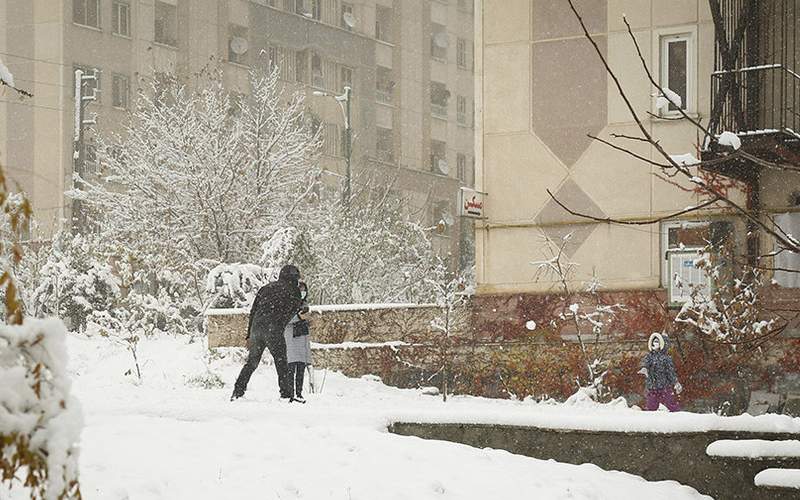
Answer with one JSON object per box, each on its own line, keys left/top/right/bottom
{"left": 710, "top": 64, "right": 800, "bottom": 138}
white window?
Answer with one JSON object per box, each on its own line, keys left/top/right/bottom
{"left": 112, "top": 1, "right": 131, "bottom": 36}
{"left": 154, "top": 1, "right": 178, "bottom": 47}
{"left": 457, "top": 38, "right": 469, "bottom": 69}
{"left": 73, "top": 0, "right": 100, "bottom": 28}
{"left": 457, "top": 95, "right": 468, "bottom": 125}
{"left": 111, "top": 73, "right": 129, "bottom": 109}
{"left": 659, "top": 32, "right": 694, "bottom": 115}
{"left": 661, "top": 221, "right": 717, "bottom": 305}
{"left": 773, "top": 212, "right": 800, "bottom": 288}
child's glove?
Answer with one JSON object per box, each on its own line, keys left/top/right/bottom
{"left": 674, "top": 382, "right": 683, "bottom": 395}
{"left": 637, "top": 367, "right": 648, "bottom": 377}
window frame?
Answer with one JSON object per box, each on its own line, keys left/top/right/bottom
{"left": 73, "top": 0, "right": 101, "bottom": 29}
{"left": 111, "top": 73, "right": 130, "bottom": 110}
{"left": 154, "top": 0, "right": 178, "bottom": 47}
{"left": 657, "top": 28, "right": 696, "bottom": 117}
{"left": 112, "top": 0, "right": 131, "bottom": 37}
{"left": 376, "top": 126, "right": 395, "bottom": 164}
{"left": 456, "top": 38, "right": 469, "bottom": 69}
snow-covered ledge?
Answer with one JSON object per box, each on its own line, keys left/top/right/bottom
{"left": 204, "top": 302, "right": 445, "bottom": 348}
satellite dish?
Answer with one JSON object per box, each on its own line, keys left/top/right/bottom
{"left": 433, "top": 32, "right": 449, "bottom": 48}
{"left": 230, "top": 37, "right": 249, "bottom": 55}
{"left": 437, "top": 158, "right": 449, "bottom": 174}
{"left": 342, "top": 12, "right": 357, "bottom": 28}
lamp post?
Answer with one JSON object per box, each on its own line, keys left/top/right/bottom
{"left": 313, "top": 85, "right": 352, "bottom": 205}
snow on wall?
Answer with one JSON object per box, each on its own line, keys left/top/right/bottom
{"left": 706, "top": 439, "right": 800, "bottom": 458}
{"left": 388, "top": 405, "right": 800, "bottom": 435}
{"left": 754, "top": 468, "right": 800, "bottom": 489}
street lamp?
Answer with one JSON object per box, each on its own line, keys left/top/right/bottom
{"left": 313, "top": 86, "right": 352, "bottom": 205}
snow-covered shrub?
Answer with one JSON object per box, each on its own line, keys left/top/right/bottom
{"left": 185, "top": 370, "right": 226, "bottom": 389}
{"left": 0, "top": 315, "right": 82, "bottom": 499}
{"left": 205, "top": 263, "right": 274, "bottom": 309}
{"left": 27, "top": 232, "right": 120, "bottom": 331}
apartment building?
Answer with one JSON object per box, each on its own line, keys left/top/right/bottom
{"left": 475, "top": 1, "right": 799, "bottom": 316}
{"left": 0, "top": 0, "right": 476, "bottom": 267}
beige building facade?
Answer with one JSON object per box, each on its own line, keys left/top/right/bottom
{"left": 1, "top": 0, "right": 476, "bottom": 266}
{"left": 476, "top": 0, "right": 800, "bottom": 304}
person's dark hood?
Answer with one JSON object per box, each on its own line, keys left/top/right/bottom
{"left": 278, "top": 265, "right": 301, "bottom": 285}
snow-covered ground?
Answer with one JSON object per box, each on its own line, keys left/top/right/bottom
{"left": 11, "top": 333, "right": 724, "bottom": 499}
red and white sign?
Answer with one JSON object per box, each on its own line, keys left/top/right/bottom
{"left": 459, "top": 187, "right": 485, "bottom": 218}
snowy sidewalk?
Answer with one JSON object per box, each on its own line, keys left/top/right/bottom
{"left": 31, "top": 334, "right": 724, "bottom": 499}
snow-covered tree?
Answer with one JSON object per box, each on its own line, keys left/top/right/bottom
{"left": 425, "top": 259, "right": 471, "bottom": 402}
{"left": 76, "top": 62, "right": 322, "bottom": 304}
{"left": 0, "top": 158, "right": 82, "bottom": 499}
{"left": 532, "top": 233, "right": 624, "bottom": 401}
{"left": 295, "top": 178, "right": 437, "bottom": 305}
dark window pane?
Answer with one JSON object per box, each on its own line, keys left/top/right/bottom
{"left": 668, "top": 40, "right": 687, "bottom": 110}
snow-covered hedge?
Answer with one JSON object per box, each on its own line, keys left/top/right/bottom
{"left": 0, "top": 318, "right": 82, "bottom": 499}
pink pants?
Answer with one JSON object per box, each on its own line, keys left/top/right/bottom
{"left": 645, "top": 387, "right": 680, "bottom": 412}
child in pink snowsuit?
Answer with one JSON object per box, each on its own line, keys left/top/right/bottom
{"left": 639, "top": 333, "right": 682, "bottom": 412}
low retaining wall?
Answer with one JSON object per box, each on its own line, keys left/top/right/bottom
{"left": 205, "top": 303, "right": 449, "bottom": 348}
{"left": 388, "top": 422, "right": 800, "bottom": 499}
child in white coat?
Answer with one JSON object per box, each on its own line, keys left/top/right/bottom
{"left": 284, "top": 282, "right": 311, "bottom": 403}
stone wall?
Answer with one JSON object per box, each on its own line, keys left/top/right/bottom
{"left": 389, "top": 422, "right": 800, "bottom": 499}
{"left": 205, "top": 303, "right": 455, "bottom": 349}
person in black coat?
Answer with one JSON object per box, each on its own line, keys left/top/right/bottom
{"left": 231, "top": 264, "right": 306, "bottom": 400}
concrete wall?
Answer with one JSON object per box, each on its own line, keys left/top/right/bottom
{"left": 475, "top": 0, "right": 745, "bottom": 295}
{"left": 389, "top": 422, "right": 800, "bottom": 499}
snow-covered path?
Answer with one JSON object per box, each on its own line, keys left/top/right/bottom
{"left": 51, "top": 334, "right": 715, "bottom": 499}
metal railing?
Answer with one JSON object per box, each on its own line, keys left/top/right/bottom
{"left": 711, "top": 64, "right": 800, "bottom": 138}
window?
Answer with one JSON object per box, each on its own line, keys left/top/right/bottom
{"left": 73, "top": 65, "right": 101, "bottom": 103}
{"left": 433, "top": 200, "right": 452, "bottom": 236}
{"left": 457, "top": 153, "right": 466, "bottom": 181}
{"left": 310, "top": 0, "right": 322, "bottom": 20}
{"left": 154, "top": 1, "right": 178, "bottom": 47}
{"left": 73, "top": 0, "right": 100, "bottom": 28}
{"left": 660, "top": 33, "right": 693, "bottom": 114}
{"left": 660, "top": 221, "right": 732, "bottom": 305}
{"left": 295, "top": 50, "right": 308, "bottom": 83}
{"left": 376, "top": 127, "right": 394, "bottom": 163}
{"left": 376, "top": 66, "right": 394, "bottom": 104}
{"left": 268, "top": 46, "right": 297, "bottom": 82}
{"left": 375, "top": 6, "right": 394, "bottom": 43}
{"left": 341, "top": 2, "right": 354, "bottom": 30}
{"left": 430, "top": 140, "right": 447, "bottom": 175}
{"left": 457, "top": 38, "right": 469, "bottom": 69}
{"left": 228, "top": 25, "right": 249, "bottom": 65}
{"left": 774, "top": 213, "right": 800, "bottom": 288}
{"left": 340, "top": 66, "right": 353, "bottom": 92}
{"left": 457, "top": 95, "right": 468, "bottom": 125}
{"left": 430, "top": 81, "right": 449, "bottom": 118}
{"left": 112, "top": 73, "right": 129, "bottom": 109}
{"left": 112, "top": 1, "right": 131, "bottom": 36}
{"left": 311, "top": 52, "right": 324, "bottom": 88}
{"left": 430, "top": 24, "right": 448, "bottom": 60}
{"left": 457, "top": 0, "right": 473, "bottom": 12}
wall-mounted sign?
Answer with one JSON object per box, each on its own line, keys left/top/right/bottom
{"left": 459, "top": 187, "right": 485, "bottom": 219}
